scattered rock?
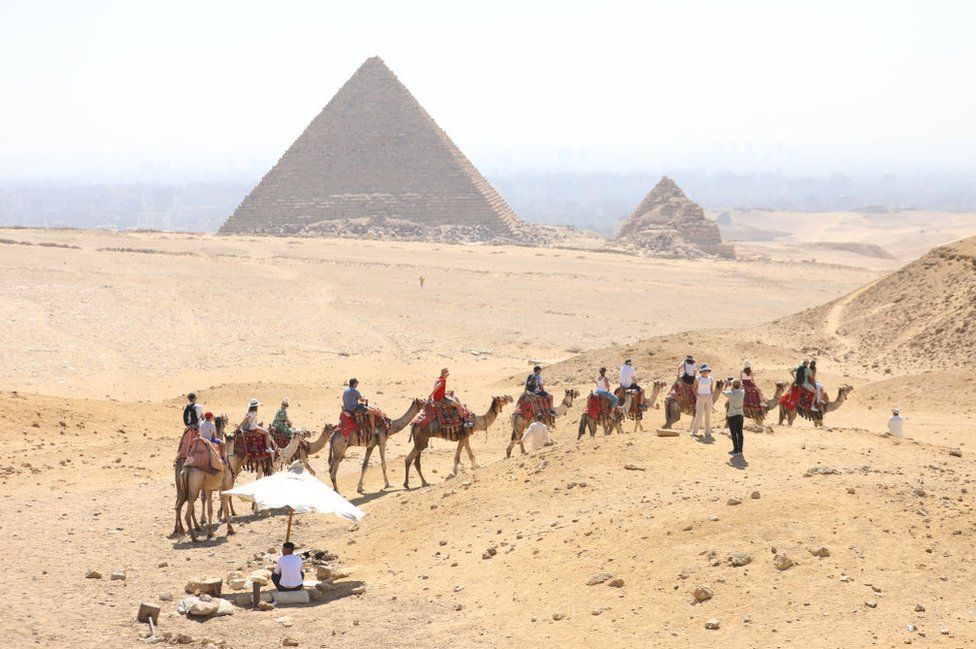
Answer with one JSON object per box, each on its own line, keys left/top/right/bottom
{"left": 176, "top": 634, "right": 194, "bottom": 645}
{"left": 315, "top": 565, "right": 332, "bottom": 581}
{"left": 949, "top": 448, "right": 962, "bottom": 457}
{"left": 275, "top": 616, "right": 294, "bottom": 627}
{"left": 586, "top": 572, "right": 614, "bottom": 586}
{"left": 282, "top": 638, "right": 300, "bottom": 647}
{"left": 85, "top": 570, "right": 102, "bottom": 579}
{"left": 331, "top": 565, "right": 356, "bottom": 580}
{"left": 692, "top": 586, "right": 713, "bottom": 603}
{"left": 773, "top": 554, "right": 795, "bottom": 571}
{"left": 607, "top": 578, "right": 625, "bottom": 588}
{"left": 914, "top": 603, "right": 926, "bottom": 612}
{"left": 110, "top": 570, "right": 126, "bottom": 581}
{"left": 750, "top": 491, "right": 760, "bottom": 499}
{"left": 805, "top": 466, "right": 839, "bottom": 476}
{"left": 810, "top": 546, "right": 830, "bottom": 558}
{"left": 728, "top": 552, "right": 752, "bottom": 567}
{"left": 350, "top": 585, "right": 367, "bottom": 595}
{"left": 552, "top": 612, "right": 567, "bottom": 621}
{"left": 912, "top": 487, "right": 926, "bottom": 497}
{"left": 704, "top": 618, "right": 720, "bottom": 630}
{"left": 726, "top": 498, "right": 741, "bottom": 506}
{"left": 185, "top": 577, "right": 223, "bottom": 595}
{"left": 907, "top": 624, "right": 917, "bottom": 632}
{"left": 257, "top": 601, "right": 275, "bottom": 611}
{"left": 159, "top": 593, "right": 173, "bottom": 602}
{"left": 227, "top": 578, "right": 247, "bottom": 590}
{"left": 865, "top": 600, "right": 878, "bottom": 608}
{"left": 623, "top": 463, "right": 645, "bottom": 471}
{"left": 708, "top": 514, "right": 719, "bottom": 522}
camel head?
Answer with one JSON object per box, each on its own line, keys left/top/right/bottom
{"left": 838, "top": 385, "right": 854, "bottom": 398}
{"left": 492, "top": 395, "right": 514, "bottom": 412}
{"left": 653, "top": 380, "right": 668, "bottom": 389}
{"left": 321, "top": 421, "right": 337, "bottom": 435}
{"left": 563, "top": 388, "right": 580, "bottom": 404}
{"left": 411, "top": 397, "right": 426, "bottom": 409}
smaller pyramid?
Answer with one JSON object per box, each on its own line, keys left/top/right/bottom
{"left": 615, "top": 177, "right": 733, "bottom": 258}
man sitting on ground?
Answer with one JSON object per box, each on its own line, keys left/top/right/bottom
{"left": 271, "top": 542, "right": 304, "bottom": 592}
{"left": 521, "top": 413, "right": 553, "bottom": 451}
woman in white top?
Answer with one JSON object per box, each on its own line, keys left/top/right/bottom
{"left": 241, "top": 398, "right": 276, "bottom": 455}
{"left": 595, "top": 367, "right": 619, "bottom": 407}
{"left": 690, "top": 364, "right": 715, "bottom": 437}
{"left": 679, "top": 355, "right": 697, "bottom": 385}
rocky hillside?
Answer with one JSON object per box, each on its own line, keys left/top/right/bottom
{"left": 766, "top": 235, "right": 976, "bottom": 372}
{"left": 615, "top": 177, "right": 734, "bottom": 259}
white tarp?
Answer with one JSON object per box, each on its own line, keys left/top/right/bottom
{"left": 225, "top": 462, "right": 365, "bottom": 521}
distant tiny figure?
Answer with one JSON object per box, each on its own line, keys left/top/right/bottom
{"left": 419, "top": 275, "right": 426, "bottom": 288}
{"left": 888, "top": 409, "right": 904, "bottom": 437}
{"left": 272, "top": 542, "right": 304, "bottom": 591}
{"left": 521, "top": 413, "right": 552, "bottom": 450}
{"left": 724, "top": 379, "right": 745, "bottom": 457}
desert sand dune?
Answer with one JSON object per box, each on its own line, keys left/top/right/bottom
{"left": 1, "top": 228, "right": 974, "bottom": 648}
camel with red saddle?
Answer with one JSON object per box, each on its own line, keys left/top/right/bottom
{"left": 577, "top": 391, "right": 634, "bottom": 439}
{"left": 742, "top": 380, "right": 789, "bottom": 423}
{"left": 404, "top": 395, "right": 513, "bottom": 489}
{"left": 507, "top": 388, "right": 579, "bottom": 458}
{"left": 326, "top": 398, "right": 425, "bottom": 495}
{"left": 778, "top": 384, "right": 854, "bottom": 427}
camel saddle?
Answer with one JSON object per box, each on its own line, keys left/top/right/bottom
{"left": 237, "top": 428, "right": 272, "bottom": 460}
{"left": 667, "top": 380, "right": 697, "bottom": 415}
{"left": 414, "top": 398, "right": 473, "bottom": 434}
{"left": 338, "top": 407, "right": 390, "bottom": 440}
{"left": 184, "top": 437, "right": 224, "bottom": 473}
{"left": 517, "top": 392, "right": 554, "bottom": 427}
{"left": 613, "top": 386, "right": 642, "bottom": 417}
{"left": 585, "top": 392, "right": 618, "bottom": 422}
{"left": 741, "top": 378, "right": 766, "bottom": 419}
{"left": 176, "top": 426, "right": 198, "bottom": 462}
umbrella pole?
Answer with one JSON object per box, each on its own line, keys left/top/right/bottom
{"left": 285, "top": 509, "right": 293, "bottom": 543}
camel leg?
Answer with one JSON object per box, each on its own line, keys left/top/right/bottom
{"left": 403, "top": 445, "right": 415, "bottom": 490}
{"left": 221, "top": 490, "right": 235, "bottom": 536}
{"left": 464, "top": 437, "right": 477, "bottom": 468}
{"left": 452, "top": 440, "right": 463, "bottom": 476}
{"left": 378, "top": 438, "right": 391, "bottom": 489}
{"left": 358, "top": 445, "right": 375, "bottom": 494}
{"left": 330, "top": 446, "right": 344, "bottom": 493}
{"left": 506, "top": 434, "right": 517, "bottom": 458}
{"left": 414, "top": 453, "right": 429, "bottom": 487}
{"left": 185, "top": 489, "right": 198, "bottom": 543}
{"left": 174, "top": 492, "right": 186, "bottom": 537}
{"left": 205, "top": 491, "right": 214, "bottom": 540}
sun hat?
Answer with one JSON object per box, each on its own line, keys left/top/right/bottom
{"left": 204, "top": 412, "right": 214, "bottom": 420}
{"left": 248, "top": 398, "right": 260, "bottom": 408}
{"left": 700, "top": 364, "right": 711, "bottom": 372}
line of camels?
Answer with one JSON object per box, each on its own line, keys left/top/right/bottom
{"left": 173, "top": 376, "right": 853, "bottom": 541}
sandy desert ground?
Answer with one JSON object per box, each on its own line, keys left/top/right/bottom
{"left": 1, "top": 228, "right": 974, "bottom": 648}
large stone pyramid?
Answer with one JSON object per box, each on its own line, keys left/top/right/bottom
{"left": 615, "top": 177, "right": 734, "bottom": 258}
{"left": 220, "top": 57, "right": 535, "bottom": 243}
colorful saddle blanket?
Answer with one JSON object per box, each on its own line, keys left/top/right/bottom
{"left": 742, "top": 379, "right": 766, "bottom": 419}
{"left": 239, "top": 429, "right": 271, "bottom": 460}
{"left": 517, "top": 392, "right": 554, "bottom": 427}
{"left": 176, "top": 426, "right": 197, "bottom": 462}
{"left": 185, "top": 437, "right": 224, "bottom": 472}
{"left": 667, "top": 380, "right": 697, "bottom": 414}
{"left": 337, "top": 407, "right": 391, "bottom": 440}
{"left": 613, "top": 387, "right": 642, "bottom": 416}
{"left": 585, "top": 392, "right": 616, "bottom": 420}
{"left": 413, "top": 399, "right": 473, "bottom": 430}
{"left": 780, "top": 385, "right": 824, "bottom": 420}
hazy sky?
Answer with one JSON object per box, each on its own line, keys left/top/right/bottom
{"left": 2, "top": 0, "right": 974, "bottom": 180}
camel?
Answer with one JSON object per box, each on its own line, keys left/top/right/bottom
{"left": 662, "top": 378, "right": 726, "bottom": 431}
{"left": 173, "top": 440, "right": 235, "bottom": 541}
{"left": 506, "top": 388, "right": 579, "bottom": 458}
{"left": 577, "top": 391, "right": 634, "bottom": 439}
{"left": 743, "top": 381, "right": 789, "bottom": 424}
{"left": 327, "top": 398, "right": 425, "bottom": 494}
{"left": 615, "top": 380, "right": 668, "bottom": 432}
{"left": 173, "top": 415, "right": 227, "bottom": 527}
{"left": 404, "top": 395, "right": 513, "bottom": 489}
{"left": 778, "top": 385, "right": 854, "bottom": 427}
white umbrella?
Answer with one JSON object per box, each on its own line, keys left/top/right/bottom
{"left": 225, "top": 461, "right": 365, "bottom": 541}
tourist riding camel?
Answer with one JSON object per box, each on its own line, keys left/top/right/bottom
{"left": 343, "top": 378, "right": 376, "bottom": 434}
{"left": 679, "top": 355, "right": 697, "bottom": 385}
{"left": 619, "top": 359, "right": 647, "bottom": 410}
{"left": 739, "top": 362, "right": 788, "bottom": 423}
{"left": 779, "top": 384, "right": 854, "bottom": 427}
{"left": 271, "top": 398, "right": 297, "bottom": 437}
{"left": 176, "top": 392, "right": 205, "bottom": 462}
{"left": 595, "top": 367, "right": 618, "bottom": 407}
{"left": 578, "top": 391, "right": 633, "bottom": 439}
{"left": 525, "top": 366, "right": 554, "bottom": 414}
{"left": 241, "top": 398, "right": 276, "bottom": 456}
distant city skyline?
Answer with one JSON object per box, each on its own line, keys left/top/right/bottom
{"left": 2, "top": 0, "right": 975, "bottom": 181}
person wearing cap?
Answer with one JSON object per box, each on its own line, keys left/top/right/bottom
{"left": 619, "top": 360, "right": 646, "bottom": 410}
{"left": 888, "top": 409, "right": 904, "bottom": 437}
{"left": 271, "top": 542, "right": 305, "bottom": 592}
{"left": 431, "top": 368, "right": 466, "bottom": 421}
{"left": 525, "top": 366, "right": 554, "bottom": 414}
{"left": 521, "top": 412, "right": 552, "bottom": 451}
{"left": 272, "top": 399, "right": 297, "bottom": 437}
{"left": 182, "top": 392, "right": 204, "bottom": 430}
{"left": 241, "top": 398, "right": 276, "bottom": 455}
{"left": 690, "top": 364, "right": 715, "bottom": 437}
{"left": 198, "top": 411, "right": 219, "bottom": 443}
{"left": 343, "top": 379, "right": 375, "bottom": 432}
{"left": 679, "top": 356, "right": 697, "bottom": 385}
{"left": 595, "top": 367, "right": 619, "bottom": 407}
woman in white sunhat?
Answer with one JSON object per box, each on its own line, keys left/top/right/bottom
{"left": 241, "top": 398, "right": 277, "bottom": 455}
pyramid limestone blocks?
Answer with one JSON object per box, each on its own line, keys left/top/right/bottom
{"left": 615, "top": 177, "right": 734, "bottom": 259}
{"left": 220, "top": 57, "right": 541, "bottom": 244}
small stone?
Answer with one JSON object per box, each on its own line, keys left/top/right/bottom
{"left": 865, "top": 600, "right": 878, "bottom": 608}
{"left": 275, "top": 615, "right": 294, "bottom": 627}
{"left": 157, "top": 562, "right": 169, "bottom": 568}
{"left": 176, "top": 634, "right": 194, "bottom": 645}
{"left": 692, "top": 586, "right": 713, "bottom": 603}
{"left": 907, "top": 624, "right": 917, "bottom": 632}
{"left": 350, "top": 585, "right": 366, "bottom": 595}
{"left": 810, "top": 546, "right": 830, "bottom": 558}
{"left": 315, "top": 565, "right": 332, "bottom": 581}
{"left": 940, "top": 627, "right": 949, "bottom": 635}
{"left": 552, "top": 612, "right": 566, "bottom": 621}
{"left": 159, "top": 593, "right": 173, "bottom": 602}
{"left": 847, "top": 487, "right": 856, "bottom": 494}
{"left": 726, "top": 498, "right": 741, "bottom": 506}
{"left": 607, "top": 578, "right": 624, "bottom": 588}
{"left": 283, "top": 637, "right": 300, "bottom": 647}
{"left": 704, "top": 618, "right": 720, "bottom": 630}
{"left": 949, "top": 448, "right": 962, "bottom": 457}
{"left": 586, "top": 572, "right": 613, "bottom": 586}
{"left": 227, "top": 578, "right": 247, "bottom": 590}
{"left": 773, "top": 554, "right": 794, "bottom": 571}
{"left": 728, "top": 552, "right": 752, "bottom": 567}
{"left": 85, "top": 570, "right": 102, "bottom": 579}
{"left": 257, "top": 601, "right": 275, "bottom": 611}
{"left": 914, "top": 603, "right": 925, "bottom": 612}
{"left": 331, "top": 565, "right": 356, "bottom": 580}
{"left": 912, "top": 487, "right": 926, "bottom": 497}
{"left": 750, "top": 491, "right": 760, "bottom": 499}
{"left": 185, "top": 577, "right": 223, "bottom": 595}
{"left": 623, "top": 463, "right": 645, "bottom": 471}
{"left": 708, "top": 515, "right": 719, "bottom": 522}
